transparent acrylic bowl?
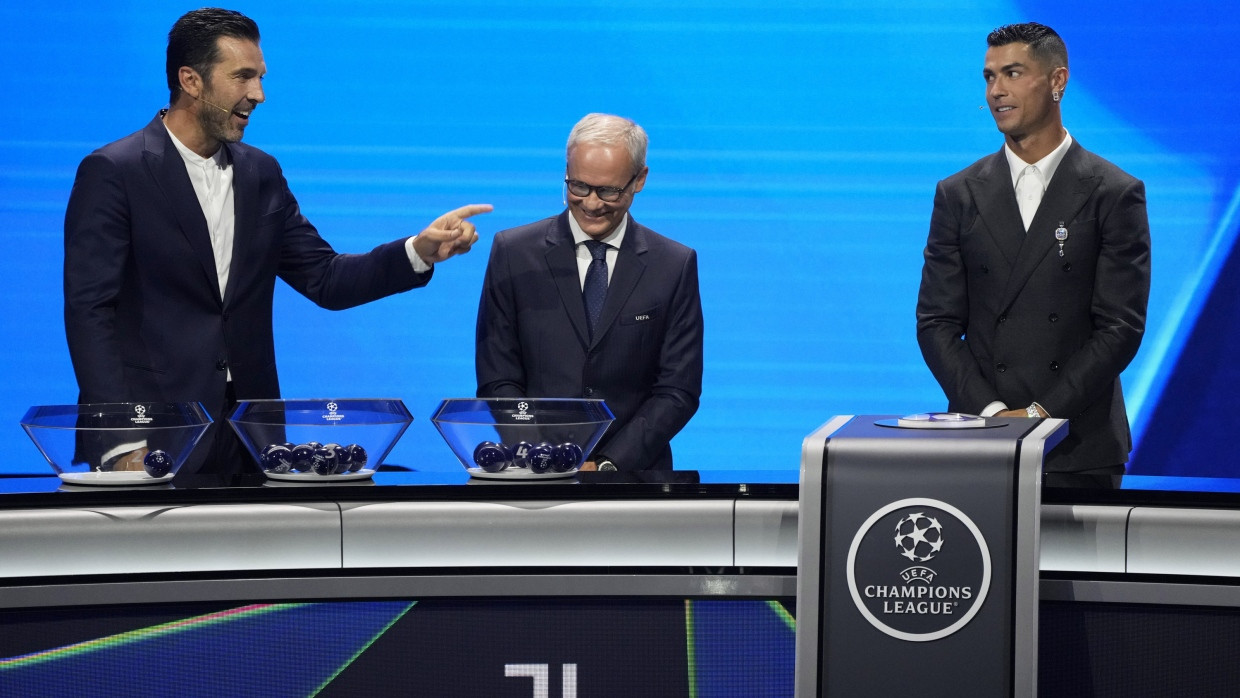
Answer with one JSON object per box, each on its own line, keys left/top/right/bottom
{"left": 431, "top": 398, "right": 614, "bottom": 479}
{"left": 228, "top": 398, "right": 412, "bottom": 481}
{"left": 19, "top": 402, "right": 213, "bottom": 486}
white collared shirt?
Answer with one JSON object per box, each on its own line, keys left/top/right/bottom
{"left": 1005, "top": 131, "right": 1074, "bottom": 229}
{"left": 567, "top": 212, "right": 628, "bottom": 289}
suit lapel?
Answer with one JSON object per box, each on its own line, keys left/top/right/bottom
{"left": 546, "top": 213, "right": 592, "bottom": 345}
{"left": 966, "top": 149, "right": 1025, "bottom": 266}
{"left": 224, "top": 143, "right": 257, "bottom": 309}
{"left": 1001, "top": 143, "right": 1098, "bottom": 309}
{"left": 141, "top": 116, "right": 222, "bottom": 305}
{"left": 591, "top": 220, "right": 648, "bottom": 347}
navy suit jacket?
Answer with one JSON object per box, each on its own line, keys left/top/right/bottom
{"left": 916, "top": 141, "right": 1150, "bottom": 472}
{"left": 64, "top": 114, "right": 430, "bottom": 449}
{"left": 475, "top": 212, "right": 703, "bottom": 470}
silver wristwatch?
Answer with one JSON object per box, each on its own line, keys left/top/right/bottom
{"left": 1025, "top": 404, "right": 1040, "bottom": 418}
{"left": 596, "top": 459, "right": 618, "bottom": 472}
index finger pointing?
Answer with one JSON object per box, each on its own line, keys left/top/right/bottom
{"left": 446, "top": 203, "right": 494, "bottom": 221}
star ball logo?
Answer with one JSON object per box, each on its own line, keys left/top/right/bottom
{"left": 130, "top": 404, "right": 152, "bottom": 425}
{"left": 511, "top": 401, "right": 535, "bottom": 422}
{"left": 322, "top": 401, "right": 344, "bottom": 422}
{"left": 846, "top": 498, "right": 991, "bottom": 642}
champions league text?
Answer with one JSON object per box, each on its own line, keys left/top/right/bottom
{"left": 863, "top": 585, "right": 974, "bottom": 615}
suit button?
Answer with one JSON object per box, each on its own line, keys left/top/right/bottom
{"left": 216, "top": 359, "right": 228, "bottom": 371}
{"left": 998, "top": 314, "right": 1007, "bottom": 323}
{"left": 1048, "top": 313, "right": 1058, "bottom": 322}
{"left": 1063, "top": 262, "right": 1072, "bottom": 272}
{"left": 980, "top": 264, "right": 990, "bottom": 274}
{"left": 1049, "top": 361, "right": 1060, "bottom": 371}
{"left": 996, "top": 363, "right": 1007, "bottom": 373}
{"left": 584, "top": 387, "right": 595, "bottom": 397}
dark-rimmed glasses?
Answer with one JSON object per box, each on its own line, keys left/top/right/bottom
{"left": 564, "top": 172, "right": 639, "bottom": 203}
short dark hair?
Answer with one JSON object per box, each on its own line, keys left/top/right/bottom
{"left": 987, "top": 22, "right": 1068, "bottom": 73}
{"left": 166, "top": 8, "right": 260, "bottom": 104}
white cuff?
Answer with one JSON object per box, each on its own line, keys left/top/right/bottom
{"left": 979, "top": 401, "right": 1008, "bottom": 417}
{"left": 405, "top": 237, "right": 433, "bottom": 273}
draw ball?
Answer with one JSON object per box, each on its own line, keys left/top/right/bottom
{"left": 314, "top": 444, "right": 341, "bottom": 474}
{"left": 346, "top": 444, "right": 368, "bottom": 471}
{"left": 509, "top": 441, "right": 535, "bottom": 468}
{"left": 473, "top": 441, "right": 511, "bottom": 473}
{"left": 261, "top": 444, "right": 294, "bottom": 473}
{"left": 552, "top": 442, "right": 584, "bottom": 472}
{"left": 143, "top": 449, "right": 173, "bottom": 477}
{"left": 526, "top": 442, "right": 555, "bottom": 474}
{"left": 290, "top": 444, "right": 316, "bottom": 472}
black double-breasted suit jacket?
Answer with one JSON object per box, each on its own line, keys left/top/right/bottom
{"left": 917, "top": 141, "right": 1150, "bottom": 472}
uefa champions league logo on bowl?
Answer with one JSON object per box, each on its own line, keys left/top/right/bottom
{"left": 847, "top": 498, "right": 991, "bottom": 642}
{"left": 130, "top": 404, "right": 153, "bottom": 425}
{"left": 321, "top": 401, "right": 344, "bottom": 422}
{"left": 511, "top": 401, "right": 534, "bottom": 422}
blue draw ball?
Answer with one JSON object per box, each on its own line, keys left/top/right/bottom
{"left": 290, "top": 444, "right": 316, "bottom": 472}
{"left": 314, "top": 444, "right": 341, "bottom": 475}
{"left": 526, "top": 442, "right": 555, "bottom": 474}
{"left": 346, "top": 444, "right": 368, "bottom": 471}
{"left": 509, "top": 441, "right": 535, "bottom": 469}
{"left": 552, "top": 442, "right": 584, "bottom": 472}
{"left": 261, "top": 443, "right": 294, "bottom": 473}
{"left": 473, "top": 441, "right": 511, "bottom": 473}
{"left": 143, "top": 449, "right": 173, "bottom": 477}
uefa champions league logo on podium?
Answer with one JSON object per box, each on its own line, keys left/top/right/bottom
{"left": 847, "top": 498, "right": 992, "bottom": 642}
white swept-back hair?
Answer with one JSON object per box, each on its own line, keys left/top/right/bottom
{"left": 566, "top": 113, "right": 648, "bottom": 173}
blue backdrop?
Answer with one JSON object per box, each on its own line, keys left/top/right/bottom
{"left": 2, "top": 1, "right": 1237, "bottom": 475}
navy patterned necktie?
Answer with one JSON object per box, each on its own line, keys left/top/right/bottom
{"left": 582, "top": 240, "right": 610, "bottom": 338}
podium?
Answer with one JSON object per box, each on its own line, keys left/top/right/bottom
{"left": 794, "top": 414, "right": 1067, "bottom": 697}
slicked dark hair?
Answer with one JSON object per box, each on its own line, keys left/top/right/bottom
{"left": 166, "top": 8, "right": 260, "bottom": 104}
{"left": 987, "top": 22, "right": 1068, "bottom": 73}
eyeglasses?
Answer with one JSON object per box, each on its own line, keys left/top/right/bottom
{"left": 564, "top": 172, "right": 639, "bottom": 203}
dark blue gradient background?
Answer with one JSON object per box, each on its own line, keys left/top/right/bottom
{"left": 2, "top": 2, "right": 1236, "bottom": 476}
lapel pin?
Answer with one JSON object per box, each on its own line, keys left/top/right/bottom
{"left": 1055, "top": 221, "right": 1069, "bottom": 257}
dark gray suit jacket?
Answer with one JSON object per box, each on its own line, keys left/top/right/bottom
{"left": 475, "top": 212, "right": 703, "bottom": 470}
{"left": 64, "top": 113, "right": 430, "bottom": 470}
{"left": 916, "top": 141, "right": 1150, "bottom": 472}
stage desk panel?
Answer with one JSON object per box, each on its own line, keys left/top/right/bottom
{"left": 1, "top": 467, "right": 1239, "bottom": 696}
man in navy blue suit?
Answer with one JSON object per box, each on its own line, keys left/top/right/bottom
{"left": 475, "top": 114, "right": 704, "bottom": 472}
{"left": 64, "top": 8, "right": 490, "bottom": 478}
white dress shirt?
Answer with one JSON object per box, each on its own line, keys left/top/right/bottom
{"left": 568, "top": 212, "right": 628, "bottom": 289}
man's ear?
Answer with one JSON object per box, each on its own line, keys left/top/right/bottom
{"left": 178, "top": 65, "right": 202, "bottom": 101}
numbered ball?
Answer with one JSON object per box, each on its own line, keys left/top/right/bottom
{"left": 526, "top": 442, "right": 555, "bottom": 474}
{"left": 314, "top": 444, "right": 341, "bottom": 475}
{"left": 509, "top": 441, "right": 535, "bottom": 469}
{"left": 473, "top": 441, "right": 511, "bottom": 473}
{"left": 552, "top": 442, "right": 584, "bottom": 472}
{"left": 261, "top": 444, "right": 294, "bottom": 473}
{"left": 143, "top": 449, "right": 173, "bottom": 477}
{"left": 346, "top": 444, "right": 368, "bottom": 471}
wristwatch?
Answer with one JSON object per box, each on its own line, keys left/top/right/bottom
{"left": 596, "top": 458, "right": 618, "bottom": 472}
{"left": 1025, "top": 404, "right": 1042, "bottom": 418}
